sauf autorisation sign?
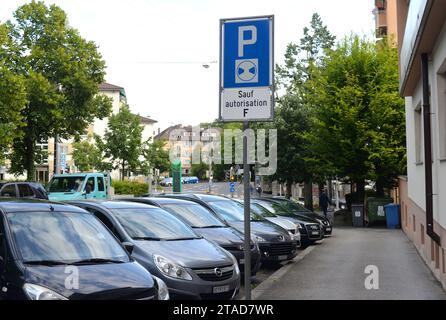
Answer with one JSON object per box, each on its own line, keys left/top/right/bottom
{"left": 220, "top": 15, "right": 274, "bottom": 122}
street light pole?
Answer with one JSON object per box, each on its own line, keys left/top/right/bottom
{"left": 208, "top": 125, "right": 212, "bottom": 193}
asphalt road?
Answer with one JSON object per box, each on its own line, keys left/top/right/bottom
{"left": 254, "top": 227, "right": 446, "bottom": 300}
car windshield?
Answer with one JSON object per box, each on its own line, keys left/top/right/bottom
{"left": 256, "top": 200, "right": 293, "bottom": 217}
{"left": 208, "top": 200, "right": 264, "bottom": 222}
{"left": 111, "top": 207, "right": 199, "bottom": 240}
{"left": 161, "top": 203, "right": 226, "bottom": 228}
{"left": 48, "top": 176, "right": 85, "bottom": 193}
{"left": 7, "top": 211, "right": 129, "bottom": 264}
{"left": 275, "top": 199, "right": 310, "bottom": 212}
{"left": 251, "top": 203, "right": 277, "bottom": 217}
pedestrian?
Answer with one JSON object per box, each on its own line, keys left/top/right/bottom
{"left": 319, "top": 189, "right": 332, "bottom": 218}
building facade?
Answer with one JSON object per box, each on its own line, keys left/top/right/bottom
{"left": 398, "top": 0, "right": 446, "bottom": 290}
{"left": 373, "top": 0, "right": 409, "bottom": 45}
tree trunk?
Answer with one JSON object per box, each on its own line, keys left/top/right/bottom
{"left": 355, "top": 179, "right": 366, "bottom": 202}
{"left": 285, "top": 180, "right": 292, "bottom": 199}
{"left": 121, "top": 161, "right": 125, "bottom": 181}
{"left": 304, "top": 178, "right": 314, "bottom": 211}
{"left": 25, "top": 135, "right": 35, "bottom": 181}
{"left": 375, "top": 178, "right": 385, "bottom": 197}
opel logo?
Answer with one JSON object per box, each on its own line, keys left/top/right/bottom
{"left": 277, "top": 235, "right": 285, "bottom": 242}
{"left": 214, "top": 268, "right": 223, "bottom": 277}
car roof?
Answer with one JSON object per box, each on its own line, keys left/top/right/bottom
{"left": 52, "top": 173, "right": 103, "bottom": 178}
{"left": 0, "top": 198, "right": 87, "bottom": 214}
{"left": 142, "top": 197, "right": 202, "bottom": 206}
{"left": 68, "top": 199, "right": 158, "bottom": 210}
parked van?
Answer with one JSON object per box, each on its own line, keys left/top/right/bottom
{"left": 47, "top": 173, "right": 109, "bottom": 201}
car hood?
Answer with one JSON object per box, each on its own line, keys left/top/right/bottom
{"left": 24, "top": 262, "right": 156, "bottom": 300}
{"left": 133, "top": 238, "right": 234, "bottom": 269}
{"left": 265, "top": 217, "right": 296, "bottom": 231}
{"left": 193, "top": 227, "right": 244, "bottom": 246}
{"left": 228, "top": 221, "right": 292, "bottom": 242}
{"left": 48, "top": 192, "right": 84, "bottom": 201}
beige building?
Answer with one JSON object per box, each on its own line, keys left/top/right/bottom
{"left": 397, "top": 0, "right": 446, "bottom": 290}
{"left": 373, "top": 0, "right": 409, "bottom": 46}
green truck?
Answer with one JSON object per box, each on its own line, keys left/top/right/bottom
{"left": 47, "top": 172, "right": 110, "bottom": 201}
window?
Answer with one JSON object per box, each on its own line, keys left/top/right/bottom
{"left": 18, "top": 184, "right": 34, "bottom": 198}
{"left": 414, "top": 105, "right": 423, "bottom": 164}
{"left": 437, "top": 72, "right": 446, "bottom": 159}
{"left": 85, "top": 177, "right": 95, "bottom": 192}
{"left": 87, "top": 208, "right": 123, "bottom": 242}
{"left": 413, "top": 214, "right": 416, "bottom": 232}
{"left": 421, "top": 224, "right": 425, "bottom": 245}
{"left": 97, "top": 177, "right": 105, "bottom": 192}
{"left": 0, "top": 185, "right": 17, "bottom": 197}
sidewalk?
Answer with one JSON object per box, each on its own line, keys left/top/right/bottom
{"left": 252, "top": 227, "right": 446, "bottom": 300}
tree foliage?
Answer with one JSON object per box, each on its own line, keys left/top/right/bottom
{"left": 141, "top": 138, "right": 170, "bottom": 175}
{"left": 72, "top": 135, "right": 104, "bottom": 172}
{"left": 97, "top": 104, "right": 143, "bottom": 180}
{"left": 4, "top": 1, "right": 111, "bottom": 179}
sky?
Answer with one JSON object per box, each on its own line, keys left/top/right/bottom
{"left": 0, "top": 0, "right": 376, "bottom": 130}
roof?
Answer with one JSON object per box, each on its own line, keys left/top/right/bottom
{"left": 0, "top": 199, "right": 87, "bottom": 214}
{"left": 141, "top": 197, "right": 199, "bottom": 206}
{"left": 98, "top": 82, "right": 124, "bottom": 91}
{"left": 139, "top": 115, "right": 158, "bottom": 124}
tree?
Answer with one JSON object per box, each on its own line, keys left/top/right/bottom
{"left": 273, "top": 13, "right": 335, "bottom": 208}
{"left": 191, "top": 162, "right": 208, "bottom": 180}
{"left": 97, "top": 104, "right": 143, "bottom": 180}
{"left": 0, "top": 24, "right": 27, "bottom": 156}
{"left": 5, "top": 1, "right": 111, "bottom": 180}
{"left": 309, "top": 36, "right": 405, "bottom": 197}
{"left": 141, "top": 138, "right": 170, "bottom": 175}
{"left": 72, "top": 136, "right": 104, "bottom": 172}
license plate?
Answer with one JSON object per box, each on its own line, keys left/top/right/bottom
{"left": 213, "top": 285, "right": 230, "bottom": 294}
{"left": 239, "top": 259, "right": 245, "bottom": 264}
{"left": 312, "top": 231, "right": 319, "bottom": 235}
{"left": 278, "top": 255, "right": 288, "bottom": 261}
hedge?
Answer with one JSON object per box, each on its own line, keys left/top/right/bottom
{"left": 112, "top": 180, "right": 149, "bottom": 196}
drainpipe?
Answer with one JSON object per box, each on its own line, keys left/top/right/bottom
{"left": 421, "top": 53, "right": 441, "bottom": 245}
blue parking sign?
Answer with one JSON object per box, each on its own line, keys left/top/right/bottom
{"left": 220, "top": 15, "right": 274, "bottom": 122}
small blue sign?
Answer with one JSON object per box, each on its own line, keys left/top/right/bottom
{"left": 230, "top": 187, "right": 235, "bottom": 193}
{"left": 222, "top": 17, "right": 272, "bottom": 89}
{"left": 230, "top": 182, "right": 235, "bottom": 188}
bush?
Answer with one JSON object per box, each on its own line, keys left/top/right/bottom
{"left": 112, "top": 180, "right": 148, "bottom": 196}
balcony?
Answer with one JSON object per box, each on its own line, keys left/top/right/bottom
{"left": 375, "top": 0, "right": 386, "bottom": 10}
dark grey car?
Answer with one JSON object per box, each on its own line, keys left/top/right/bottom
{"left": 157, "top": 194, "right": 298, "bottom": 263}
{"left": 122, "top": 197, "right": 262, "bottom": 275}
{"left": 68, "top": 200, "right": 240, "bottom": 300}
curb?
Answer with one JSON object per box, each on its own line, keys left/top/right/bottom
{"left": 251, "top": 243, "right": 319, "bottom": 300}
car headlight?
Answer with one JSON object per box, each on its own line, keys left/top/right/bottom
{"left": 253, "top": 235, "right": 267, "bottom": 242}
{"left": 295, "top": 223, "right": 302, "bottom": 229}
{"left": 23, "top": 283, "right": 67, "bottom": 300}
{"left": 153, "top": 254, "right": 192, "bottom": 281}
{"left": 153, "top": 276, "right": 170, "bottom": 300}
{"left": 230, "top": 254, "right": 240, "bottom": 275}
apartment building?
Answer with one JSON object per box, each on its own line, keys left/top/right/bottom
{"left": 397, "top": 0, "right": 446, "bottom": 290}
{"left": 373, "top": 0, "right": 408, "bottom": 45}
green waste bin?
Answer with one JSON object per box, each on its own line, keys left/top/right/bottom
{"left": 367, "top": 197, "right": 393, "bottom": 226}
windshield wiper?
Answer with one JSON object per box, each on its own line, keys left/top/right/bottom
{"left": 23, "top": 260, "right": 70, "bottom": 266}
{"left": 193, "top": 225, "right": 224, "bottom": 228}
{"left": 133, "top": 236, "right": 161, "bottom": 241}
{"left": 166, "top": 237, "right": 200, "bottom": 241}
{"left": 70, "top": 258, "right": 126, "bottom": 265}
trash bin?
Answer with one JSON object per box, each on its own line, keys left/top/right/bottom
{"left": 384, "top": 204, "right": 400, "bottom": 229}
{"left": 367, "top": 197, "right": 393, "bottom": 226}
{"left": 352, "top": 203, "right": 364, "bottom": 227}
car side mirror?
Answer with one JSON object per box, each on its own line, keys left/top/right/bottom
{"left": 122, "top": 242, "right": 134, "bottom": 255}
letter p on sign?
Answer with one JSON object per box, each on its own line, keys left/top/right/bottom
{"left": 238, "top": 26, "right": 257, "bottom": 57}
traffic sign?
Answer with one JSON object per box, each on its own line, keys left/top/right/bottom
{"left": 219, "top": 15, "right": 274, "bottom": 122}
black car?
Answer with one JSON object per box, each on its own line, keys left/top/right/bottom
{"left": 157, "top": 194, "right": 298, "bottom": 264}
{"left": 271, "top": 197, "right": 333, "bottom": 235}
{"left": 123, "top": 197, "right": 261, "bottom": 275}
{"left": 68, "top": 200, "right": 240, "bottom": 300}
{"left": 252, "top": 198, "right": 324, "bottom": 247}
{"left": 0, "top": 182, "right": 48, "bottom": 200}
{"left": 0, "top": 199, "right": 167, "bottom": 300}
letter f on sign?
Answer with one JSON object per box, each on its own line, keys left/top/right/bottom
{"left": 238, "top": 26, "right": 257, "bottom": 57}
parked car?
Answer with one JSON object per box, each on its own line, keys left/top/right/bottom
{"left": 157, "top": 194, "right": 298, "bottom": 263}
{"left": 252, "top": 198, "right": 324, "bottom": 247}
{"left": 159, "top": 177, "right": 173, "bottom": 187}
{"left": 271, "top": 197, "right": 333, "bottom": 235}
{"left": 0, "top": 199, "right": 168, "bottom": 300}
{"left": 183, "top": 176, "right": 199, "bottom": 184}
{"left": 0, "top": 182, "right": 48, "bottom": 200}
{"left": 123, "top": 197, "right": 261, "bottom": 275}
{"left": 67, "top": 200, "right": 240, "bottom": 300}
{"left": 47, "top": 173, "right": 108, "bottom": 201}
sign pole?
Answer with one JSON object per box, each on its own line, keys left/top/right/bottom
{"left": 243, "top": 121, "right": 251, "bottom": 300}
